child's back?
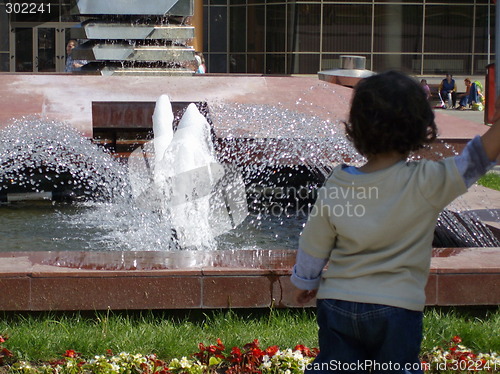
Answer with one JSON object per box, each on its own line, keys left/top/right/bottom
{"left": 292, "top": 71, "right": 500, "bottom": 374}
{"left": 305, "top": 157, "right": 465, "bottom": 311}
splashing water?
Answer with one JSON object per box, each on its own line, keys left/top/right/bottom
{"left": 0, "top": 97, "right": 498, "bottom": 252}
{"left": 0, "top": 117, "right": 128, "bottom": 202}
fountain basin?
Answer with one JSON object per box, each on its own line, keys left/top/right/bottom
{"left": 0, "top": 73, "right": 498, "bottom": 311}
{"left": 0, "top": 248, "right": 499, "bottom": 311}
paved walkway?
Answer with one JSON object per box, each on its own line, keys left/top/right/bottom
{"left": 435, "top": 105, "right": 487, "bottom": 126}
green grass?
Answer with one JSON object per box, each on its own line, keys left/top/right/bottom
{"left": 0, "top": 309, "right": 318, "bottom": 362}
{"left": 1, "top": 307, "right": 499, "bottom": 363}
{"left": 421, "top": 307, "right": 500, "bottom": 353}
{"left": 477, "top": 171, "right": 500, "bottom": 191}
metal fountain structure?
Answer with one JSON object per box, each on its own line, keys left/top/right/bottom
{"left": 70, "top": 0, "right": 196, "bottom": 76}
{"left": 318, "top": 55, "right": 375, "bottom": 87}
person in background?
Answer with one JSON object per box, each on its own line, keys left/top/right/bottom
{"left": 458, "top": 78, "right": 484, "bottom": 111}
{"left": 420, "top": 79, "right": 431, "bottom": 101}
{"left": 438, "top": 73, "right": 457, "bottom": 108}
{"left": 65, "top": 40, "right": 87, "bottom": 72}
{"left": 195, "top": 52, "right": 206, "bottom": 74}
{"left": 291, "top": 70, "right": 499, "bottom": 373}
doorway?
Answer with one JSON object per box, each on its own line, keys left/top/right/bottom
{"left": 10, "top": 24, "right": 69, "bottom": 72}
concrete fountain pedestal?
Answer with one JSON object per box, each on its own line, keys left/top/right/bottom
{"left": 0, "top": 73, "right": 498, "bottom": 311}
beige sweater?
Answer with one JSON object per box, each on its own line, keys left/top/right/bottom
{"left": 299, "top": 158, "right": 467, "bottom": 311}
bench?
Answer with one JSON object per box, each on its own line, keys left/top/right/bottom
{"left": 427, "top": 83, "right": 466, "bottom": 109}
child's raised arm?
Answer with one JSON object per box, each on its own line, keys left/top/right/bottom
{"left": 482, "top": 98, "right": 500, "bottom": 162}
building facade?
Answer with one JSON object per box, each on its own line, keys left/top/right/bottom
{"left": 204, "top": 0, "right": 495, "bottom": 75}
{"left": 0, "top": 0, "right": 495, "bottom": 75}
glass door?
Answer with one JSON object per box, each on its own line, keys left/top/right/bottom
{"left": 11, "top": 25, "right": 66, "bottom": 72}
{"left": 13, "top": 27, "right": 33, "bottom": 72}
{"left": 36, "top": 28, "right": 56, "bottom": 72}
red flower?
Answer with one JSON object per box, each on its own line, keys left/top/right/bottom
{"left": 230, "top": 347, "right": 243, "bottom": 363}
{"left": 0, "top": 347, "right": 13, "bottom": 365}
{"left": 231, "top": 347, "right": 242, "bottom": 356}
{"left": 265, "top": 345, "right": 279, "bottom": 357}
{"left": 1, "top": 347, "right": 13, "bottom": 357}
{"left": 451, "top": 335, "right": 462, "bottom": 344}
{"left": 243, "top": 339, "right": 260, "bottom": 351}
{"left": 194, "top": 339, "right": 227, "bottom": 363}
{"left": 49, "top": 359, "right": 65, "bottom": 367}
{"left": 0, "top": 335, "right": 6, "bottom": 343}
{"left": 63, "top": 349, "right": 78, "bottom": 358}
{"left": 249, "top": 347, "right": 265, "bottom": 359}
{"left": 106, "top": 349, "right": 113, "bottom": 356}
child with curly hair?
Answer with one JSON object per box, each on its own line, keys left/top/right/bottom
{"left": 291, "top": 71, "right": 499, "bottom": 373}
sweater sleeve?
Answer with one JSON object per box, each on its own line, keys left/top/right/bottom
{"left": 454, "top": 135, "right": 496, "bottom": 188}
{"left": 298, "top": 186, "right": 338, "bottom": 259}
{"left": 291, "top": 248, "right": 328, "bottom": 290}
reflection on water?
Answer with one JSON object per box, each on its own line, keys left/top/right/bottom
{"left": 0, "top": 202, "right": 104, "bottom": 251}
{"left": 0, "top": 202, "right": 307, "bottom": 252}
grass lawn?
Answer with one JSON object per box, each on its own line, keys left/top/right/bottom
{"left": 478, "top": 171, "right": 500, "bottom": 191}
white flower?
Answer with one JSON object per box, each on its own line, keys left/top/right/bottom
{"left": 110, "top": 363, "right": 120, "bottom": 372}
{"left": 179, "top": 356, "right": 192, "bottom": 368}
{"left": 262, "top": 360, "right": 272, "bottom": 368}
{"left": 292, "top": 350, "right": 304, "bottom": 360}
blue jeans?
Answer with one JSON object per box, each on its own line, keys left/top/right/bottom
{"left": 459, "top": 83, "right": 481, "bottom": 108}
{"left": 305, "top": 299, "right": 424, "bottom": 374}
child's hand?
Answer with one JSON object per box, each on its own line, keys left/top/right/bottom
{"left": 295, "top": 289, "right": 318, "bottom": 304}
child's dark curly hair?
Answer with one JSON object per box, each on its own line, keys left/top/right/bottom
{"left": 345, "top": 70, "right": 437, "bottom": 156}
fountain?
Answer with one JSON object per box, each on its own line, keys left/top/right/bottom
{"left": 128, "top": 94, "right": 248, "bottom": 249}
{"left": 70, "top": 0, "right": 196, "bottom": 75}
{"left": 0, "top": 73, "right": 499, "bottom": 311}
